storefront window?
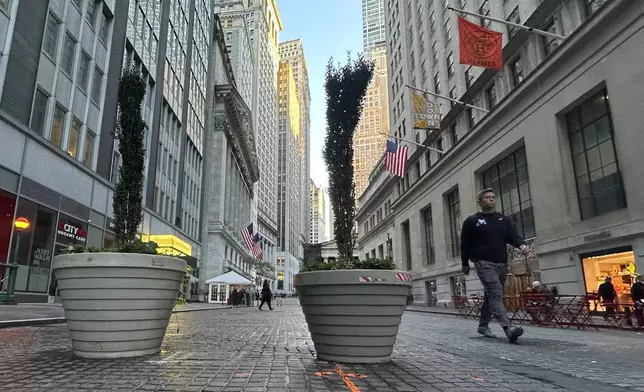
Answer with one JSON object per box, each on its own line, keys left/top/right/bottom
{"left": 10, "top": 198, "right": 57, "bottom": 292}
{"left": 0, "top": 190, "right": 16, "bottom": 276}
{"left": 87, "top": 225, "right": 104, "bottom": 248}
{"left": 103, "top": 231, "right": 115, "bottom": 249}
{"left": 583, "top": 250, "right": 637, "bottom": 307}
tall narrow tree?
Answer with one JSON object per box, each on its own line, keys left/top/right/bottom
{"left": 323, "top": 54, "right": 374, "bottom": 260}
{"left": 113, "top": 65, "right": 147, "bottom": 245}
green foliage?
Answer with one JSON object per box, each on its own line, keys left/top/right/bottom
{"left": 113, "top": 65, "right": 147, "bottom": 246}
{"left": 300, "top": 258, "right": 395, "bottom": 272}
{"left": 323, "top": 53, "right": 374, "bottom": 260}
{"left": 56, "top": 240, "right": 159, "bottom": 256}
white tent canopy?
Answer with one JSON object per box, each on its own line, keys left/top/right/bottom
{"left": 205, "top": 271, "right": 253, "bottom": 286}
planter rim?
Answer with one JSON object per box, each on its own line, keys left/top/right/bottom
{"left": 53, "top": 252, "right": 186, "bottom": 272}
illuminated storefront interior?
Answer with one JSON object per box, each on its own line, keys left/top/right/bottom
{"left": 583, "top": 250, "right": 637, "bottom": 305}
{"left": 145, "top": 234, "right": 192, "bottom": 257}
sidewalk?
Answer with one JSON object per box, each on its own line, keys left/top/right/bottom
{"left": 0, "top": 302, "right": 231, "bottom": 329}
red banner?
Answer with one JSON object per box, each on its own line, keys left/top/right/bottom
{"left": 458, "top": 16, "right": 503, "bottom": 70}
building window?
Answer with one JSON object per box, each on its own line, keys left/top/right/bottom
{"left": 506, "top": 7, "right": 520, "bottom": 38}
{"left": 50, "top": 104, "right": 66, "bottom": 148}
{"left": 447, "top": 52, "right": 455, "bottom": 77}
{"left": 67, "top": 118, "right": 81, "bottom": 158}
{"left": 486, "top": 83, "right": 497, "bottom": 109}
{"left": 401, "top": 220, "right": 412, "bottom": 270}
{"left": 430, "top": 11, "right": 436, "bottom": 32}
{"left": 432, "top": 41, "right": 438, "bottom": 64}
{"left": 482, "top": 147, "right": 535, "bottom": 239}
{"left": 449, "top": 123, "right": 458, "bottom": 146}
{"left": 422, "top": 206, "right": 435, "bottom": 265}
{"left": 444, "top": 18, "right": 452, "bottom": 42}
{"left": 83, "top": 130, "right": 95, "bottom": 167}
{"left": 465, "top": 67, "right": 473, "bottom": 88}
{"left": 99, "top": 12, "right": 111, "bottom": 44}
{"left": 449, "top": 86, "right": 457, "bottom": 108}
{"left": 446, "top": 188, "right": 461, "bottom": 258}
{"left": 61, "top": 33, "right": 76, "bottom": 76}
{"left": 510, "top": 55, "right": 524, "bottom": 86}
{"left": 542, "top": 18, "right": 559, "bottom": 57}
{"left": 584, "top": 0, "right": 607, "bottom": 18}
{"left": 0, "top": 0, "right": 11, "bottom": 12}
{"left": 30, "top": 89, "right": 49, "bottom": 135}
{"left": 566, "top": 89, "right": 625, "bottom": 219}
{"left": 91, "top": 67, "right": 103, "bottom": 104}
{"left": 479, "top": 0, "right": 491, "bottom": 28}
{"left": 77, "top": 52, "right": 91, "bottom": 91}
{"left": 44, "top": 12, "right": 60, "bottom": 59}
{"left": 86, "top": 0, "right": 98, "bottom": 28}
{"left": 433, "top": 72, "right": 441, "bottom": 95}
{"left": 467, "top": 108, "right": 475, "bottom": 130}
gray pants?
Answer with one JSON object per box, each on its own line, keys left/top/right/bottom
{"left": 474, "top": 260, "right": 511, "bottom": 328}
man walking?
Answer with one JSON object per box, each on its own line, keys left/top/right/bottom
{"left": 461, "top": 188, "right": 528, "bottom": 343}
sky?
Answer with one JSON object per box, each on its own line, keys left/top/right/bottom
{"left": 277, "top": 0, "right": 364, "bottom": 191}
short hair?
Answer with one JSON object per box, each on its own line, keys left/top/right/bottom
{"left": 477, "top": 188, "right": 495, "bottom": 201}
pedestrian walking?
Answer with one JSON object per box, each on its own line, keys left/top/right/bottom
{"left": 231, "top": 288, "right": 238, "bottom": 307}
{"left": 631, "top": 275, "right": 644, "bottom": 327}
{"left": 258, "top": 280, "right": 273, "bottom": 311}
{"left": 461, "top": 188, "right": 529, "bottom": 343}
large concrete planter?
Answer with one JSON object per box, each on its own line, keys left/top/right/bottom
{"left": 294, "top": 269, "right": 412, "bottom": 364}
{"left": 52, "top": 253, "right": 186, "bottom": 359}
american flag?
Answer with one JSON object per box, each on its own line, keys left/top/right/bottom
{"left": 384, "top": 140, "right": 408, "bottom": 177}
{"left": 252, "top": 233, "right": 263, "bottom": 260}
{"left": 241, "top": 223, "right": 255, "bottom": 252}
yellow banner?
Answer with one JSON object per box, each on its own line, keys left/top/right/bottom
{"left": 411, "top": 89, "right": 441, "bottom": 130}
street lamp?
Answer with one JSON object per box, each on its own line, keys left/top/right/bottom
{"left": 0, "top": 217, "right": 31, "bottom": 304}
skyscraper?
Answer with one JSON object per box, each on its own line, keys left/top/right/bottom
{"left": 278, "top": 39, "right": 311, "bottom": 246}
{"left": 353, "top": 43, "right": 389, "bottom": 199}
{"left": 276, "top": 60, "right": 301, "bottom": 294}
{"left": 362, "top": 0, "right": 386, "bottom": 50}
{"left": 310, "top": 181, "right": 327, "bottom": 244}
{"left": 245, "top": 0, "right": 282, "bottom": 265}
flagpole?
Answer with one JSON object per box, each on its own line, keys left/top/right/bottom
{"left": 406, "top": 84, "right": 489, "bottom": 113}
{"left": 384, "top": 132, "right": 445, "bottom": 154}
{"left": 448, "top": 7, "right": 566, "bottom": 40}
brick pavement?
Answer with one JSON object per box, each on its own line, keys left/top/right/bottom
{"left": 0, "top": 304, "right": 639, "bottom": 392}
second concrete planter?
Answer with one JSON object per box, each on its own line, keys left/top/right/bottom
{"left": 52, "top": 252, "right": 186, "bottom": 359}
{"left": 294, "top": 269, "right": 412, "bottom": 364}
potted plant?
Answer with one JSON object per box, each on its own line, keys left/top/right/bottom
{"left": 52, "top": 66, "right": 186, "bottom": 359}
{"left": 294, "top": 55, "right": 411, "bottom": 364}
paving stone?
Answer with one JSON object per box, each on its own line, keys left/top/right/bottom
{"left": 0, "top": 304, "right": 641, "bottom": 391}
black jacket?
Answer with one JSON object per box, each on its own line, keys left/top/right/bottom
{"left": 632, "top": 282, "right": 644, "bottom": 303}
{"left": 598, "top": 282, "right": 616, "bottom": 301}
{"left": 460, "top": 212, "right": 524, "bottom": 266}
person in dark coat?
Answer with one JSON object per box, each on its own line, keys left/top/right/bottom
{"left": 231, "top": 288, "right": 238, "bottom": 307}
{"left": 598, "top": 276, "right": 617, "bottom": 319}
{"left": 632, "top": 275, "right": 644, "bottom": 327}
{"left": 258, "top": 280, "right": 273, "bottom": 311}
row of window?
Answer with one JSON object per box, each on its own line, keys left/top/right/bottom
{"left": 31, "top": 91, "right": 95, "bottom": 169}
{"left": 367, "top": 89, "right": 625, "bottom": 270}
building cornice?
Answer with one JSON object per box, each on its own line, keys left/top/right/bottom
{"left": 268, "top": 0, "right": 283, "bottom": 31}
{"left": 214, "top": 85, "right": 260, "bottom": 191}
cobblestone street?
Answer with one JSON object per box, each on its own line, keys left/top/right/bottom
{"left": 0, "top": 303, "right": 641, "bottom": 392}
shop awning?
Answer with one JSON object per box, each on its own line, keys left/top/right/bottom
{"left": 205, "top": 271, "right": 253, "bottom": 285}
